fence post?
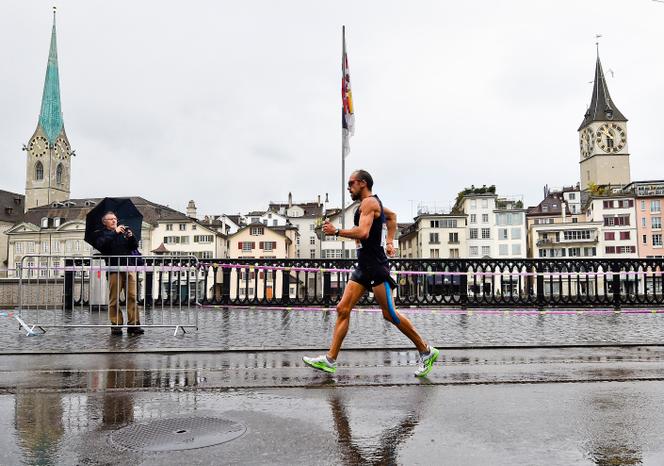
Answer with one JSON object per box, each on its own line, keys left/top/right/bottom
{"left": 612, "top": 263, "right": 622, "bottom": 310}
{"left": 64, "top": 258, "right": 74, "bottom": 310}
{"left": 323, "top": 269, "right": 332, "bottom": 305}
{"left": 282, "top": 267, "right": 291, "bottom": 304}
{"left": 221, "top": 266, "right": 231, "bottom": 305}
{"left": 459, "top": 261, "right": 468, "bottom": 309}
{"left": 536, "top": 263, "right": 545, "bottom": 309}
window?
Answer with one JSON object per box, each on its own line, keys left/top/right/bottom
{"left": 481, "top": 228, "right": 491, "bottom": 239}
{"left": 481, "top": 199, "right": 488, "bottom": 208}
{"left": 179, "top": 223, "right": 186, "bottom": 231}
{"left": 538, "top": 249, "right": 547, "bottom": 258}
{"left": 310, "top": 250, "right": 316, "bottom": 258}
{"left": 430, "top": 220, "right": 439, "bottom": 228}
{"left": 481, "top": 246, "right": 490, "bottom": 256}
{"left": 641, "top": 200, "right": 646, "bottom": 211}
{"left": 643, "top": 217, "right": 647, "bottom": 227}
{"left": 441, "top": 219, "right": 458, "bottom": 228}
{"left": 569, "top": 193, "right": 576, "bottom": 200}
{"left": 251, "top": 217, "right": 260, "bottom": 224}
{"left": 604, "top": 215, "right": 630, "bottom": 226}
{"left": 470, "top": 246, "right": 479, "bottom": 256}
{"left": 194, "top": 235, "right": 214, "bottom": 243}
{"left": 42, "top": 241, "right": 49, "bottom": 253}
{"left": 619, "top": 231, "right": 630, "bottom": 240}
{"left": 511, "top": 228, "right": 521, "bottom": 240}
{"left": 511, "top": 244, "right": 521, "bottom": 255}
{"left": 180, "top": 236, "right": 189, "bottom": 244}
{"left": 241, "top": 242, "right": 253, "bottom": 252}
{"left": 449, "top": 232, "right": 459, "bottom": 243}
{"left": 41, "top": 217, "right": 48, "bottom": 228}
{"left": 482, "top": 213, "right": 489, "bottom": 223}
{"left": 27, "top": 242, "right": 35, "bottom": 253}
{"left": 651, "top": 200, "right": 661, "bottom": 213}
{"left": 430, "top": 249, "right": 440, "bottom": 258}
{"left": 273, "top": 220, "right": 278, "bottom": 226}
{"left": 163, "top": 236, "right": 180, "bottom": 244}
{"left": 604, "top": 232, "right": 615, "bottom": 241}
{"left": 449, "top": 249, "right": 459, "bottom": 258}
{"left": 201, "top": 251, "right": 213, "bottom": 259}
{"left": 35, "top": 162, "right": 43, "bottom": 181}
{"left": 654, "top": 234, "right": 663, "bottom": 247}
{"left": 643, "top": 234, "right": 648, "bottom": 244}
{"left": 261, "top": 241, "right": 276, "bottom": 251}
{"left": 499, "top": 228, "right": 508, "bottom": 240}
{"left": 603, "top": 200, "right": 612, "bottom": 209}
{"left": 653, "top": 217, "right": 662, "bottom": 229}
{"left": 166, "top": 224, "right": 173, "bottom": 231}
{"left": 309, "top": 224, "right": 315, "bottom": 231}
{"left": 250, "top": 227, "right": 264, "bottom": 236}
{"left": 15, "top": 242, "right": 22, "bottom": 253}
{"left": 605, "top": 246, "right": 616, "bottom": 254}
{"left": 310, "top": 236, "right": 316, "bottom": 245}
{"left": 262, "top": 219, "right": 268, "bottom": 225}
{"left": 470, "top": 214, "right": 476, "bottom": 224}
{"left": 564, "top": 230, "right": 591, "bottom": 241}
{"left": 56, "top": 163, "right": 63, "bottom": 184}
{"left": 469, "top": 228, "right": 478, "bottom": 239}
{"left": 616, "top": 246, "right": 636, "bottom": 254}
{"left": 499, "top": 244, "right": 508, "bottom": 256}
{"left": 53, "top": 241, "right": 60, "bottom": 253}
{"left": 429, "top": 232, "right": 440, "bottom": 244}
{"left": 192, "top": 224, "right": 197, "bottom": 230}
{"left": 572, "top": 218, "right": 578, "bottom": 223}
{"left": 568, "top": 247, "right": 581, "bottom": 257}
{"left": 583, "top": 247, "right": 596, "bottom": 257}
{"left": 470, "top": 200, "right": 477, "bottom": 209}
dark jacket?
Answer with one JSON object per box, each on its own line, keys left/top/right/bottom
{"left": 94, "top": 228, "right": 141, "bottom": 266}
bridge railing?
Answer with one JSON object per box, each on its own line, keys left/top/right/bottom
{"left": 192, "top": 258, "right": 664, "bottom": 308}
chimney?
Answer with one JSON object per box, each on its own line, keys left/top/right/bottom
{"left": 317, "top": 194, "right": 321, "bottom": 206}
{"left": 288, "top": 192, "right": 293, "bottom": 208}
{"left": 561, "top": 200, "right": 567, "bottom": 223}
{"left": 186, "top": 200, "right": 197, "bottom": 219}
{"left": 325, "top": 193, "right": 329, "bottom": 203}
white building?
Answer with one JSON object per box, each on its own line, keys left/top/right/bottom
{"left": 269, "top": 193, "right": 326, "bottom": 259}
{"left": 0, "top": 191, "right": 25, "bottom": 277}
{"left": 398, "top": 214, "right": 467, "bottom": 259}
{"left": 585, "top": 193, "right": 638, "bottom": 258}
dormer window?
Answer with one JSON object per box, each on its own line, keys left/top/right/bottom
{"left": 41, "top": 217, "right": 49, "bottom": 228}
{"left": 54, "top": 217, "right": 61, "bottom": 227}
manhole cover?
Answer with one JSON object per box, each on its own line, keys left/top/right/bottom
{"left": 109, "top": 416, "right": 246, "bottom": 452}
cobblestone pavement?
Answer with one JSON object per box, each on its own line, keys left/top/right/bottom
{"left": 1, "top": 306, "right": 663, "bottom": 353}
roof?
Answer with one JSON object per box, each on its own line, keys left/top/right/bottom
{"left": 151, "top": 242, "right": 170, "bottom": 254}
{"left": 39, "top": 10, "right": 64, "bottom": 144}
{"left": 578, "top": 55, "right": 627, "bottom": 130}
{"left": 527, "top": 192, "right": 572, "bottom": 217}
{"left": 20, "top": 196, "right": 191, "bottom": 228}
{"left": 268, "top": 202, "right": 324, "bottom": 218}
{"left": 0, "top": 190, "right": 25, "bottom": 224}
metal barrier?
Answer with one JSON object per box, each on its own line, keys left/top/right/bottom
{"left": 195, "top": 258, "right": 664, "bottom": 308}
{"left": 15, "top": 255, "right": 199, "bottom": 336}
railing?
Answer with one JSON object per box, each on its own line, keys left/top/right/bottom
{"left": 193, "top": 258, "right": 664, "bottom": 309}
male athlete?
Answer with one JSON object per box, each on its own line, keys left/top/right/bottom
{"left": 303, "top": 170, "right": 439, "bottom": 377}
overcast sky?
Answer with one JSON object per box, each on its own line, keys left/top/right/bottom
{"left": 1, "top": 1, "right": 663, "bottom": 221}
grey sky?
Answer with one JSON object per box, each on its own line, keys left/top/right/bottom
{"left": 1, "top": 1, "right": 662, "bottom": 221}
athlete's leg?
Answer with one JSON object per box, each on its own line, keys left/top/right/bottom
{"left": 373, "top": 282, "right": 428, "bottom": 353}
{"left": 327, "top": 280, "right": 367, "bottom": 360}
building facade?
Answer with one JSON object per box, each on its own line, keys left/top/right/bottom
{"left": 624, "top": 181, "right": 664, "bottom": 258}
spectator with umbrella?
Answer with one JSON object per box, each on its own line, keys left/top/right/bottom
{"left": 85, "top": 198, "right": 144, "bottom": 335}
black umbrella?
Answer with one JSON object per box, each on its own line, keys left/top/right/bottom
{"left": 84, "top": 197, "right": 143, "bottom": 249}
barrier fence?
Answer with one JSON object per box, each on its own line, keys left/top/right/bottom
{"left": 194, "top": 258, "right": 664, "bottom": 308}
{"left": 13, "top": 256, "right": 664, "bottom": 335}
{"left": 15, "top": 254, "right": 199, "bottom": 336}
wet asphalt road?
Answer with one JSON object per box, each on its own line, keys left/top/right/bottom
{"left": 3, "top": 307, "right": 664, "bottom": 464}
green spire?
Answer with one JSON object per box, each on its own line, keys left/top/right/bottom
{"left": 38, "top": 9, "right": 63, "bottom": 144}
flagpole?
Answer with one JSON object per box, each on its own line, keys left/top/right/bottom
{"left": 341, "top": 25, "right": 346, "bottom": 258}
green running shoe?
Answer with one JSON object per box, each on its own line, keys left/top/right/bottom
{"left": 303, "top": 354, "right": 337, "bottom": 374}
{"left": 415, "top": 346, "right": 440, "bottom": 377}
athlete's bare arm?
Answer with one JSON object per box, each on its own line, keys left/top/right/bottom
{"left": 383, "top": 206, "right": 397, "bottom": 257}
{"left": 322, "top": 197, "right": 379, "bottom": 240}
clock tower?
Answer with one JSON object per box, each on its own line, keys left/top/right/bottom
{"left": 578, "top": 53, "right": 630, "bottom": 191}
{"left": 24, "top": 8, "right": 72, "bottom": 212}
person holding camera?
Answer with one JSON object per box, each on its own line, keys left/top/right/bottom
{"left": 95, "top": 211, "right": 143, "bottom": 335}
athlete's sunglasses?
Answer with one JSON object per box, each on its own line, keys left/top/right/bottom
{"left": 347, "top": 179, "right": 362, "bottom": 187}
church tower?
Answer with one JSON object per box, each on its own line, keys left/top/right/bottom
{"left": 24, "top": 8, "right": 72, "bottom": 212}
{"left": 578, "top": 52, "right": 630, "bottom": 191}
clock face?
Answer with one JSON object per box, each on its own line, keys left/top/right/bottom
{"left": 55, "top": 137, "right": 70, "bottom": 160}
{"left": 29, "top": 136, "right": 48, "bottom": 157}
{"left": 595, "top": 123, "right": 626, "bottom": 153}
{"left": 579, "top": 127, "right": 594, "bottom": 158}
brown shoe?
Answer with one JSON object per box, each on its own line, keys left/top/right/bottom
{"left": 127, "top": 327, "right": 144, "bottom": 335}
{"left": 110, "top": 327, "right": 122, "bottom": 335}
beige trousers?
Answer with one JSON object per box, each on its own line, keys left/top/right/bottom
{"left": 108, "top": 272, "right": 139, "bottom": 326}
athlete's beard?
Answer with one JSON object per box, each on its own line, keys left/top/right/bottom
{"left": 350, "top": 191, "right": 359, "bottom": 201}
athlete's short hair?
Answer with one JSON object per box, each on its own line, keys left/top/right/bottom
{"left": 353, "top": 169, "right": 374, "bottom": 190}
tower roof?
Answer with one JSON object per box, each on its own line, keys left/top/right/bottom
{"left": 578, "top": 55, "right": 627, "bottom": 131}
{"left": 38, "top": 9, "right": 64, "bottom": 144}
